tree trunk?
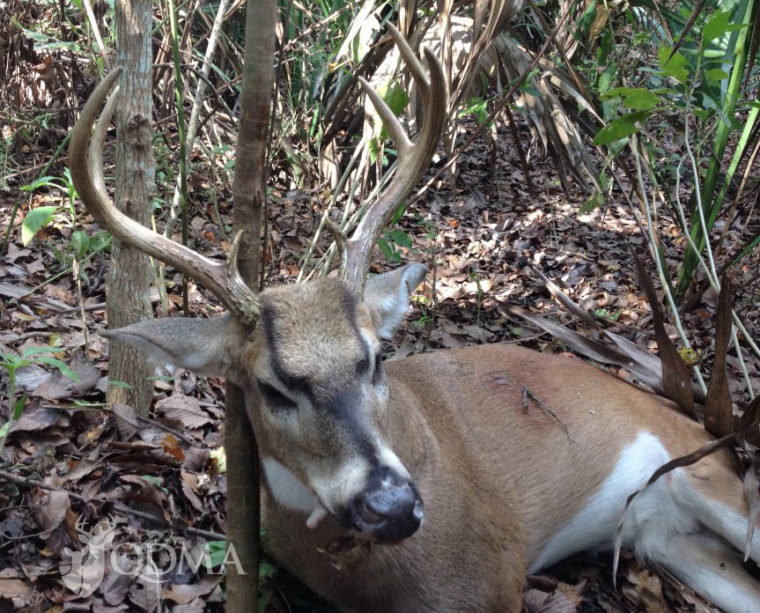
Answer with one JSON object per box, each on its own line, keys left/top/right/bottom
{"left": 225, "top": 0, "right": 277, "bottom": 610}
{"left": 107, "top": 0, "right": 155, "bottom": 415}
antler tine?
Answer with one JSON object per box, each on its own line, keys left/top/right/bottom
{"left": 69, "top": 69, "right": 260, "bottom": 327}
{"left": 343, "top": 24, "right": 447, "bottom": 294}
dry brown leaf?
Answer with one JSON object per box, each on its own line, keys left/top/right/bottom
{"left": 128, "top": 575, "right": 161, "bottom": 613}
{"left": 156, "top": 395, "right": 213, "bottom": 429}
{"left": 632, "top": 252, "right": 695, "bottom": 417}
{"left": 704, "top": 275, "right": 735, "bottom": 438}
{"left": 623, "top": 565, "right": 667, "bottom": 613}
{"left": 100, "top": 554, "right": 135, "bottom": 606}
{"left": 111, "top": 403, "right": 140, "bottom": 440}
{"left": 32, "top": 488, "right": 70, "bottom": 535}
{"left": 162, "top": 434, "right": 185, "bottom": 462}
{"left": 181, "top": 446, "right": 210, "bottom": 473}
{"left": 172, "top": 598, "right": 206, "bottom": 613}
{"left": 180, "top": 471, "right": 204, "bottom": 511}
{"left": 9, "top": 404, "right": 61, "bottom": 433}
{"left": 523, "top": 586, "right": 579, "bottom": 613}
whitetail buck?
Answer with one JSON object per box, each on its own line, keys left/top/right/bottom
{"left": 69, "top": 26, "right": 760, "bottom": 613}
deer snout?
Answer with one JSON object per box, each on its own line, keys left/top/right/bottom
{"left": 349, "top": 473, "right": 423, "bottom": 542}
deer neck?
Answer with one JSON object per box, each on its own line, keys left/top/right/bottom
{"left": 383, "top": 373, "right": 438, "bottom": 481}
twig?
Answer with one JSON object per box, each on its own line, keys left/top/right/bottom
{"left": 164, "top": 0, "right": 232, "bottom": 239}
{"left": 81, "top": 0, "right": 111, "bottom": 71}
{"left": 675, "top": 137, "right": 757, "bottom": 398}
{"left": 630, "top": 135, "right": 708, "bottom": 396}
{"left": 522, "top": 387, "right": 576, "bottom": 445}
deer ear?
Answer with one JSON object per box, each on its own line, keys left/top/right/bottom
{"left": 101, "top": 315, "right": 243, "bottom": 378}
{"left": 361, "top": 263, "right": 427, "bottom": 340}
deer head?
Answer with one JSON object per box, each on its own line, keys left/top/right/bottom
{"left": 69, "top": 25, "right": 447, "bottom": 543}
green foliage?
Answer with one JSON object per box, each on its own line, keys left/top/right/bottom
{"left": 369, "top": 83, "right": 410, "bottom": 163}
{"left": 584, "top": 0, "right": 759, "bottom": 298}
{"left": 594, "top": 308, "right": 621, "bottom": 322}
{"left": 18, "top": 168, "right": 112, "bottom": 277}
{"left": 458, "top": 97, "right": 490, "bottom": 126}
{"left": 602, "top": 87, "right": 660, "bottom": 111}
{"left": 377, "top": 228, "right": 413, "bottom": 263}
{"left": 0, "top": 346, "right": 79, "bottom": 451}
{"left": 21, "top": 206, "right": 57, "bottom": 245}
{"left": 656, "top": 46, "right": 690, "bottom": 85}
{"left": 593, "top": 111, "right": 649, "bottom": 145}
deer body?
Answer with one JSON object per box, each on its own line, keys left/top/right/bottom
{"left": 68, "top": 26, "right": 760, "bottom": 612}
{"left": 259, "top": 341, "right": 759, "bottom": 612}
{"left": 104, "top": 279, "right": 760, "bottom": 612}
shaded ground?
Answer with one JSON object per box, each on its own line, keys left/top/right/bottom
{"left": 0, "top": 107, "right": 759, "bottom": 611}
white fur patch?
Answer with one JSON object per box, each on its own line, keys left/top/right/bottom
{"left": 530, "top": 431, "right": 760, "bottom": 612}
{"left": 261, "top": 457, "right": 318, "bottom": 513}
{"left": 309, "top": 458, "right": 369, "bottom": 511}
{"left": 374, "top": 294, "right": 409, "bottom": 340}
{"left": 377, "top": 446, "right": 411, "bottom": 480}
{"left": 661, "top": 533, "right": 760, "bottom": 613}
{"left": 530, "top": 431, "right": 696, "bottom": 571}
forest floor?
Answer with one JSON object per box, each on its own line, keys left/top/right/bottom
{"left": 1, "top": 107, "right": 759, "bottom": 612}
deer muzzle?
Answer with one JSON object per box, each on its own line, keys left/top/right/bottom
{"left": 348, "top": 470, "right": 423, "bottom": 543}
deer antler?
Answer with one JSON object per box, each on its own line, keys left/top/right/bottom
{"left": 69, "top": 69, "right": 260, "bottom": 327}
{"left": 342, "top": 24, "right": 447, "bottom": 294}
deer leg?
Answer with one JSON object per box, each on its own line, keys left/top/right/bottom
{"left": 651, "top": 532, "right": 760, "bottom": 613}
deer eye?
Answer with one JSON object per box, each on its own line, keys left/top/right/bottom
{"left": 371, "top": 351, "right": 384, "bottom": 386}
{"left": 258, "top": 382, "right": 297, "bottom": 412}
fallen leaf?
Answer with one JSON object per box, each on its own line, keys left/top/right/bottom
{"left": 32, "top": 488, "right": 70, "bottom": 536}
{"left": 156, "top": 395, "right": 213, "bottom": 429}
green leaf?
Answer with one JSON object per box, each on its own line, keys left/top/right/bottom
{"left": 657, "top": 46, "right": 689, "bottom": 84}
{"left": 109, "top": 380, "right": 135, "bottom": 389}
{"left": 459, "top": 97, "right": 489, "bottom": 126}
{"left": 692, "top": 91, "right": 733, "bottom": 127}
{"left": 13, "top": 395, "right": 27, "bottom": 419}
{"left": 376, "top": 237, "right": 399, "bottom": 263}
{"left": 259, "top": 559, "right": 278, "bottom": 581}
{"left": 205, "top": 541, "right": 227, "bottom": 568}
{"left": 21, "top": 206, "right": 57, "bottom": 245}
{"left": 70, "top": 230, "right": 90, "bottom": 258}
{"left": 90, "top": 230, "right": 112, "bottom": 253}
{"left": 703, "top": 10, "right": 747, "bottom": 44}
{"left": 387, "top": 229, "right": 412, "bottom": 248}
{"left": 381, "top": 84, "right": 409, "bottom": 118}
{"left": 22, "top": 346, "right": 62, "bottom": 357}
{"left": 704, "top": 67, "right": 730, "bottom": 82}
{"left": 603, "top": 87, "right": 660, "bottom": 111}
{"left": 20, "top": 176, "right": 63, "bottom": 192}
{"left": 594, "top": 308, "right": 620, "bottom": 322}
{"left": 35, "top": 356, "right": 79, "bottom": 381}
{"left": 579, "top": 192, "right": 605, "bottom": 214}
{"left": 593, "top": 112, "right": 648, "bottom": 145}
{"left": 368, "top": 136, "right": 380, "bottom": 164}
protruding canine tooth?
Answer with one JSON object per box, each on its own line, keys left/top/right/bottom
{"left": 306, "top": 505, "right": 328, "bottom": 529}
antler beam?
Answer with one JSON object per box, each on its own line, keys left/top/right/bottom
{"left": 69, "top": 69, "right": 260, "bottom": 326}
{"left": 343, "top": 24, "right": 448, "bottom": 294}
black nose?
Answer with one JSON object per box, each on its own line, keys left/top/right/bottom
{"left": 349, "top": 478, "right": 424, "bottom": 542}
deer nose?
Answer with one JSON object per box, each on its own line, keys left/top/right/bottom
{"left": 349, "top": 479, "right": 424, "bottom": 542}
